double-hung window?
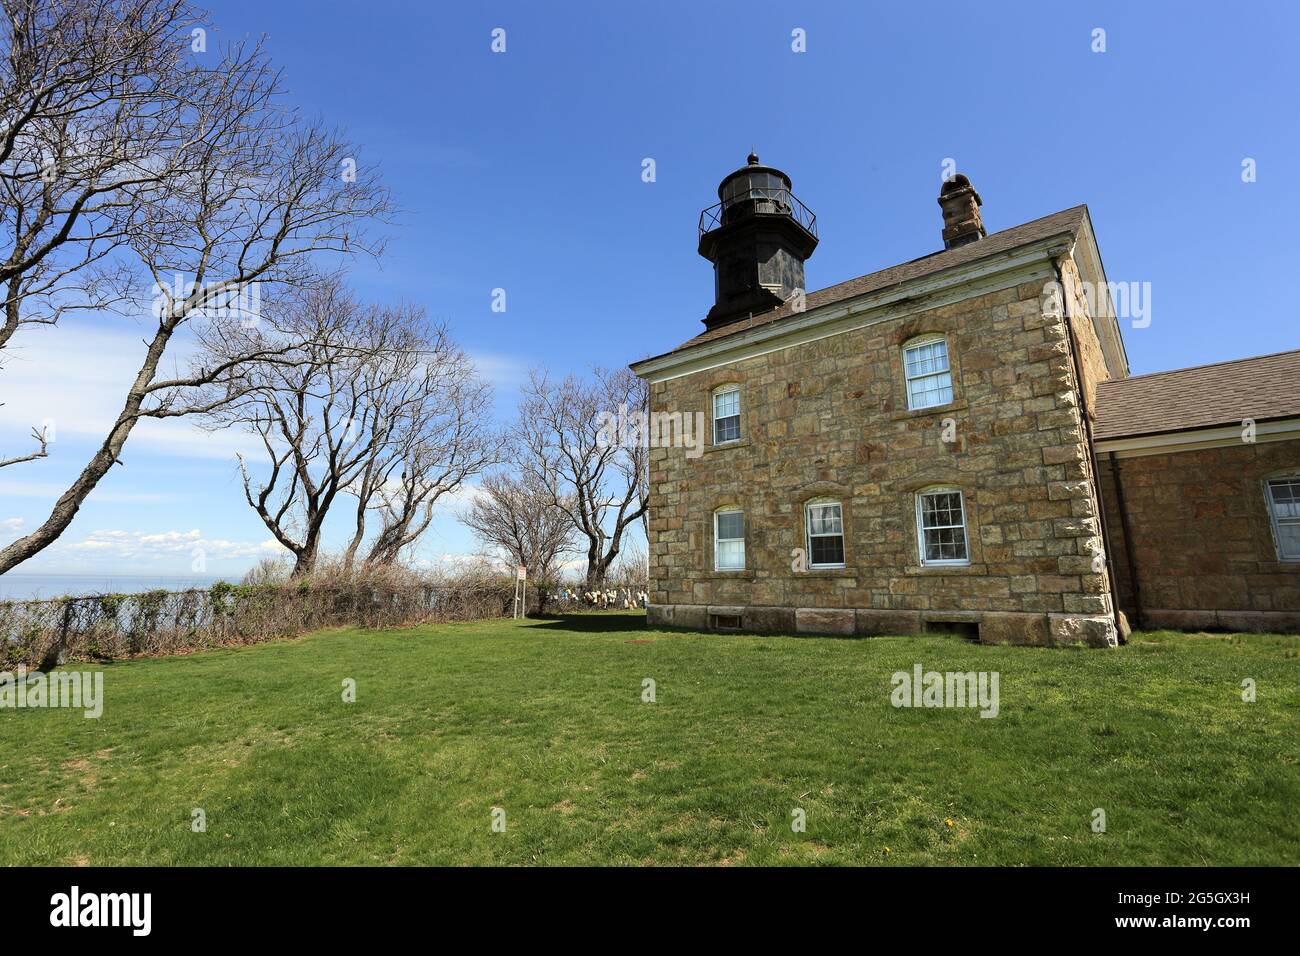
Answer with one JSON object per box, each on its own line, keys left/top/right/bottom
{"left": 1266, "top": 477, "right": 1300, "bottom": 560}
{"left": 805, "top": 501, "right": 845, "bottom": 569}
{"left": 916, "top": 488, "right": 970, "bottom": 565}
{"left": 903, "top": 335, "right": 954, "bottom": 410}
{"left": 714, "top": 509, "right": 745, "bottom": 571}
{"left": 713, "top": 387, "right": 741, "bottom": 444}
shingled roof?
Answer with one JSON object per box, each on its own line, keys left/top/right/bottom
{"left": 637, "top": 204, "right": 1090, "bottom": 365}
{"left": 1093, "top": 349, "right": 1300, "bottom": 441}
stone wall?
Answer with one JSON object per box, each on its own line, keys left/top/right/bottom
{"left": 1058, "top": 255, "right": 1111, "bottom": 415}
{"left": 1097, "top": 440, "right": 1300, "bottom": 632}
{"left": 644, "top": 261, "right": 1120, "bottom": 647}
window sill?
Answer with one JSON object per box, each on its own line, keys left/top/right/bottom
{"left": 908, "top": 562, "right": 977, "bottom": 573}
{"left": 889, "top": 398, "right": 968, "bottom": 422}
{"left": 703, "top": 438, "right": 751, "bottom": 455}
{"left": 700, "top": 570, "right": 756, "bottom": 581}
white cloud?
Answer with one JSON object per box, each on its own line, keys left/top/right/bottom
{"left": 430, "top": 481, "right": 485, "bottom": 513}
{"left": 2, "top": 324, "right": 516, "bottom": 464}
{"left": 57, "top": 527, "right": 286, "bottom": 562}
{"left": 0, "top": 480, "right": 187, "bottom": 504}
{"left": 0, "top": 320, "right": 261, "bottom": 462}
{"left": 468, "top": 351, "right": 530, "bottom": 395}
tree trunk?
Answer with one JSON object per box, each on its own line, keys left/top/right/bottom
{"left": 0, "top": 322, "right": 174, "bottom": 573}
{"left": 292, "top": 536, "right": 319, "bottom": 579}
{"left": 342, "top": 498, "right": 366, "bottom": 571}
{"left": 533, "top": 583, "right": 552, "bottom": 615}
{"left": 291, "top": 552, "right": 313, "bottom": 579}
{"left": 365, "top": 517, "right": 410, "bottom": 567}
{"left": 585, "top": 549, "right": 603, "bottom": 591}
{"left": 1, "top": 275, "right": 22, "bottom": 351}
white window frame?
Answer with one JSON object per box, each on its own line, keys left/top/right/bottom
{"left": 804, "top": 500, "right": 845, "bottom": 570}
{"left": 1264, "top": 475, "right": 1300, "bottom": 562}
{"left": 902, "top": 334, "right": 955, "bottom": 411}
{"left": 915, "top": 487, "right": 971, "bottom": 567}
{"left": 712, "top": 386, "right": 741, "bottom": 445}
{"left": 714, "top": 508, "right": 745, "bottom": 571}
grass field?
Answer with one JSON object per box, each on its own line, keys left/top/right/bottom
{"left": 1, "top": 612, "right": 1296, "bottom": 866}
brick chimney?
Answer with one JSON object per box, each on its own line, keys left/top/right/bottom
{"left": 938, "top": 173, "right": 986, "bottom": 249}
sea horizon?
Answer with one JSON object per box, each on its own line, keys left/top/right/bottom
{"left": 0, "top": 572, "right": 231, "bottom": 601}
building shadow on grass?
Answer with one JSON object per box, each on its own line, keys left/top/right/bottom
{"left": 525, "top": 612, "right": 647, "bottom": 634}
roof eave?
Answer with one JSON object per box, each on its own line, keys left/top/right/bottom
{"left": 630, "top": 225, "right": 1083, "bottom": 381}
{"left": 1094, "top": 415, "right": 1300, "bottom": 457}
{"left": 1071, "top": 208, "right": 1132, "bottom": 380}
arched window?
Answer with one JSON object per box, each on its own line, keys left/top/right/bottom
{"left": 915, "top": 487, "right": 970, "bottom": 566}
{"left": 902, "top": 334, "right": 954, "bottom": 410}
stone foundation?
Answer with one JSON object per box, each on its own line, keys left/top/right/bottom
{"left": 1140, "top": 608, "right": 1300, "bottom": 634}
{"left": 648, "top": 603, "right": 1118, "bottom": 647}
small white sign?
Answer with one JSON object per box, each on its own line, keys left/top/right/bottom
{"left": 516, "top": 566, "right": 527, "bottom": 581}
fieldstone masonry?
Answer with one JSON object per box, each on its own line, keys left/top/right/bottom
{"left": 635, "top": 162, "right": 1299, "bottom": 643}
{"left": 644, "top": 263, "right": 1120, "bottom": 647}
{"left": 1098, "top": 441, "right": 1300, "bottom": 633}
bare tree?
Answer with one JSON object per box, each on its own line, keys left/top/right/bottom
{"left": 332, "top": 303, "right": 447, "bottom": 569}
{"left": 1, "top": 0, "right": 199, "bottom": 350}
{"left": 364, "top": 433, "right": 499, "bottom": 567}
{"left": 0, "top": 15, "right": 391, "bottom": 572}
{"left": 0, "top": 0, "right": 205, "bottom": 466}
{"left": 208, "top": 281, "right": 497, "bottom": 577}
{"left": 0, "top": 422, "right": 47, "bottom": 467}
{"left": 345, "top": 314, "right": 500, "bottom": 568}
{"left": 517, "top": 367, "right": 648, "bottom": 590}
{"left": 204, "top": 280, "right": 383, "bottom": 577}
{"left": 609, "top": 542, "right": 648, "bottom": 590}
{"left": 461, "top": 470, "right": 576, "bottom": 608}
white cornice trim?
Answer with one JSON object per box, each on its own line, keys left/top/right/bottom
{"left": 1095, "top": 417, "right": 1300, "bottom": 458}
{"left": 631, "top": 234, "right": 1073, "bottom": 383}
{"left": 1071, "top": 214, "right": 1131, "bottom": 380}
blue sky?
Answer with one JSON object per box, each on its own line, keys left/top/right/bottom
{"left": 3, "top": 0, "right": 1298, "bottom": 578}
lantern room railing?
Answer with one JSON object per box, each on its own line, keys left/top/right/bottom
{"left": 699, "top": 186, "right": 818, "bottom": 240}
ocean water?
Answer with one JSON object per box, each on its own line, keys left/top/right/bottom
{"left": 0, "top": 574, "right": 226, "bottom": 602}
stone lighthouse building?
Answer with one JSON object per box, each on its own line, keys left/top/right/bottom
{"left": 630, "top": 155, "right": 1300, "bottom": 646}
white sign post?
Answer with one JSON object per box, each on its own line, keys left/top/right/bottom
{"left": 513, "top": 566, "right": 527, "bottom": 619}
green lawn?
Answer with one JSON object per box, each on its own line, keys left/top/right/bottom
{"left": 2, "top": 612, "right": 1296, "bottom": 866}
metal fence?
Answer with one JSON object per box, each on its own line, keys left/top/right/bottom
{"left": 0, "top": 581, "right": 517, "bottom": 670}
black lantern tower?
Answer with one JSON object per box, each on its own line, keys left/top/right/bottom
{"left": 697, "top": 152, "right": 819, "bottom": 329}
